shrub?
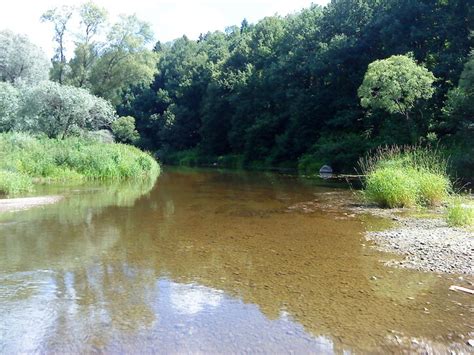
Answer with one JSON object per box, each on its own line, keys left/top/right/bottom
{"left": 446, "top": 198, "right": 474, "bottom": 227}
{"left": 111, "top": 116, "right": 139, "bottom": 144}
{"left": 298, "top": 153, "right": 325, "bottom": 175}
{"left": 0, "top": 82, "right": 20, "bottom": 131}
{"left": 19, "top": 81, "right": 116, "bottom": 138}
{"left": 0, "top": 170, "right": 33, "bottom": 195}
{"left": 360, "top": 146, "right": 451, "bottom": 208}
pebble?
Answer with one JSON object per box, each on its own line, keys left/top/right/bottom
{"left": 365, "top": 216, "right": 474, "bottom": 275}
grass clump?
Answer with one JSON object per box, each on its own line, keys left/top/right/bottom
{"left": 360, "top": 146, "right": 451, "bottom": 208}
{"left": 0, "top": 170, "right": 33, "bottom": 195}
{"left": 0, "top": 132, "right": 160, "bottom": 196}
{"left": 446, "top": 198, "right": 474, "bottom": 227}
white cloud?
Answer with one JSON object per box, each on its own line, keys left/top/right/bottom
{"left": 169, "top": 282, "right": 223, "bottom": 315}
{"left": 0, "top": 0, "right": 329, "bottom": 57}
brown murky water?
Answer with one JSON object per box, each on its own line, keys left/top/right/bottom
{"left": 0, "top": 167, "right": 472, "bottom": 353}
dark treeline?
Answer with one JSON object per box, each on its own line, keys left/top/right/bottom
{"left": 118, "top": 0, "right": 473, "bottom": 175}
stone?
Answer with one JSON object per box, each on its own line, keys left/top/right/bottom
{"left": 319, "top": 165, "right": 333, "bottom": 174}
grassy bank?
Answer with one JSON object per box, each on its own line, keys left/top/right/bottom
{"left": 0, "top": 133, "right": 160, "bottom": 195}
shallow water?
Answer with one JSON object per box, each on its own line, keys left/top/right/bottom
{"left": 0, "top": 167, "right": 472, "bottom": 353}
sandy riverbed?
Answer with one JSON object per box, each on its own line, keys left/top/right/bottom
{"left": 0, "top": 196, "right": 63, "bottom": 213}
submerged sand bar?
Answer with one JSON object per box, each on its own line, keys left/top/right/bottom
{"left": 0, "top": 196, "right": 63, "bottom": 213}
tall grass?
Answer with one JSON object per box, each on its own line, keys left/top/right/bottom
{"left": 359, "top": 146, "right": 451, "bottom": 208}
{"left": 446, "top": 197, "right": 474, "bottom": 227}
{"left": 0, "top": 133, "right": 160, "bottom": 195}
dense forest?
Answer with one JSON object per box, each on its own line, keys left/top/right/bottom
{"left": 1, "top": 0, "right": 473, "bottom": 178}
{"left": 118, "top": 0, "right": 473, "bottom": 177}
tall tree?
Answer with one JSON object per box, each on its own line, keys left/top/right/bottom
{"left": 358, "top": 54, "right": 436, "bottom": 141}
{"left": 69, "top": 1, "right": 108, "bottom": 88}
{"left": 89, "top": 14, "right": 158, "bottom": 105}
{"left": 41, "top": 5, "right": 74, "bottom": 84}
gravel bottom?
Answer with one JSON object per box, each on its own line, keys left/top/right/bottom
{"left": 366, "top": 216, "right": 474, "bottom": 275}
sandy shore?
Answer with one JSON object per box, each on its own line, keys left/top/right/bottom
{"left": 0, "top": 196, "right": 63, "bottom": 213}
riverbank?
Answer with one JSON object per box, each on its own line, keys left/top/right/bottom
{"left": 364, "top": 212, "right": 474, "bottom": 275}
{"left": 0, "top": 133, "right": 160, "bottom": 196}
{"left": 286, "top": 190, "right": 474, "bottom": 275}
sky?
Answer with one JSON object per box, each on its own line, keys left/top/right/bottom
{"left": 0, "top": 0, "right": 329, "bottom": 57}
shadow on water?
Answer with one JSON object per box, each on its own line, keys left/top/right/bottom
{"left": 0, "top": 167, "right": 472, "bottom": 353}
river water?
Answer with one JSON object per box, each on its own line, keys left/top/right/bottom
{"left": 0, "top": 167, "right": 472, "bottom": 353}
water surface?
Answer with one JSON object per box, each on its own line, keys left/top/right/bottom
{"left": 0, "top": 168, "right": 472, "bottom": 353}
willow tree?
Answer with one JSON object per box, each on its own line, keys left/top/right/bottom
{"left": 0, "top": 30, "right": 50, "bottom": 84}
{"left": 358, "top": 54, "right": 436, "bottom": 140}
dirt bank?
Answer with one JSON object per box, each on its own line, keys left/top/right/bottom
{"left": 0, "top": 196, "right": 63, "bottom": 213}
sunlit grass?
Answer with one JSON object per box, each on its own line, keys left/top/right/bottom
{"left": 360, "top": 146, "right": 451, "bottom": 208}
{"left": 0, "top": 170, "right": 33, "bottom": 195}
{"left": 446, "top": 197, "right": 474, "bottom": 227}
{"left": 0, "top": 132, "right": 160, "bottom": 196}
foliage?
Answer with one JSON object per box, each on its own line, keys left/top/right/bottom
{"left": 0, "top": 170, "right": 33, "bottom": 195}
{"left": 20, "top": 81, "right": 116, "bottom": 138}
{"left": 440, "top": 55, "right": 474, "bottom": 180}
{"left": 0, "top": 132, "right": 159, "bottom": 195}
{"left": 41, "top": 5, "right": 74, "bottom": 84}
{"left": 111, "top": 116, "right": 139, "bottom": 143}
{"left": 117, "top": 0, "right": 471, "bottom": 177}
{"left": 0, "top": 30, "right": 50, "bottom": 84}
{"left": 360, "top": 146, "right": 451, "bottom": 208}
{"left": 41, "top": 5, "right": 158, "bottom": 104}
{"left": 297, "top": 153, "right": 325, "bottom": 175}
{"left": 68, "top": 1, "right": 108, "bottom": 88}
{"left": 89, "top": 15, "right": 158, "bottom": 105}
{"left": 446, "top": 198, "right": 474, "bottom": 227}
{"left": 0, "top": 82, "right": 20, "bottom": 131}
{"left": 358, "top": 55, "right": 436, "bottom": 118}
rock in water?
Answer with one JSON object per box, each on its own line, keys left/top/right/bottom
{"left": 319, "top": 165, "right": 333, "bottom": 174}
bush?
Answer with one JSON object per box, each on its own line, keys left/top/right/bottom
{"left": 0, "top": 133, "right": 160, "bottom": 195}
{"left": 111, "top": 116, "right": 140, "bottom": 144}
{"left": 298, "top": 153, "right": 325, "bottom": 175}
{"left": 446, "top": 198, "right": 474, "bottom": 227}
{"left": 360, "top": 146, "right": 451, "bottom": 208}
{"left": 19, "top": 81, "right": 116, "bottom": 138}
{"left": 0, "top": 82, "right": 20, "bottom": 131}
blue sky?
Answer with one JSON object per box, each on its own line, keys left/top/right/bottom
{"left": 1, "top": 0, "right": 329, "bottom": 57}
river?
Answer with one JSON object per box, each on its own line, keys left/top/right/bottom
{"left": 0, "top": 167, "right": 472, "bottom": 353}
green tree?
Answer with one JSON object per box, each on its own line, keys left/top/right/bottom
{"left": 20, "top": 81, "right": 116, "bottom": 138}
{"left": 358, "top": 54, "right": 436, "bottom": 140}
{"left": 0, "top": 82, "right": 20, "bottom": 131}
{"left": 41, "top": 5, "right": 74, "bottom": 84}
{"left": 69, "top": 1, "right": 108, "bottom": 88}
{"left": 0, "top": 30, "right": 50, "bottom": 84}
{"left": 89, "top": 14, "right": 158, "bottom": 105}
{"left": 111, "top": 116, "right": 139, "bottom": 143}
